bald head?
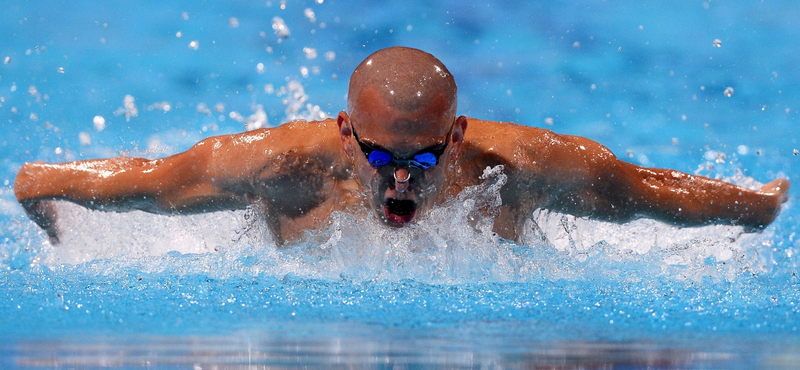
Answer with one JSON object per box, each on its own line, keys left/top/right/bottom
{"left": 348, "top": 47, "right": 458, "bottom": 120}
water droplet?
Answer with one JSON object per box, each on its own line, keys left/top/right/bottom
{"left": 181, "top": 12, "right": 189, "bottom": 20}
{"left": 737, "top": 145, "right": 748, "bottom": 155}
{"left": 229, "top": 17, "right": 239, "bottom": 28}
{"left": 303, "top": 47, "right": 317, "bottom": 59}
{"left": 79, "top": 132, "right": 91, "bottom": 146}
{"left": 713, "top": 39, "right": 722, "bottom": 47}
{"left": 54, "top": 147, "right": 63, "bottom": 155}
{"left": 196, "top": 103, "right": 211, "bottom": 115}
{"left": 93, "top": 115, "right": 106, "bottom": 131}
{"left": 572, "top": 41, "right": 580, "bottom": 48}
{"left": 723, "top": 87, "right": 734, "bottom": 97}
{"left": 188, "top": 40, "right": 199, "bottom": 50}
{"left": 544, "top": 117, "right": 554, "bottom": 125}
{"left": 3, "top": 56, "right": 9, "bottom": 64}
{"left": 324, "top": 51, "right": 336, "bottom": 61}
{"left": 176, "top": 31, "right": 182, "bottom": 38}
{"left": 272, "top": 17, "right": 291, "bottom": 39}
{"left": 57, "top": 67, "right": 65, "bottom": 73}
{"left": 304, "top": 8, "right": 316, "bottom": 23}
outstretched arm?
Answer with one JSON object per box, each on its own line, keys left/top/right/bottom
{"left": 530, "top": 131, "right": 789, "bottom": 229}
{"left": 14, "top": 132, "right": 268, "bottom": 243}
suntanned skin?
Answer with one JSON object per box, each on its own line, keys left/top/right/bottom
{"left": 14, "top": 47, "right": 790, "bottom": 244}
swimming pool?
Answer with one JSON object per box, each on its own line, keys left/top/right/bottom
{"left": 2, "top": 0, "right": 798, "bottom": 368}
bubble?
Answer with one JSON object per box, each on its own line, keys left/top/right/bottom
{"left": 324, "top": 51, "right": 336, "bottom": 61}
{"left": 176, "top": 31, "right": 182, "bottom": 38}
{"left": 188, "top": 40, "right": 199, "bottom": 50}
{"left": 181, "top": 12, "right": 189, "bottom": 20}
{"left": 54, "top": 147, "right": 63, "bottom": 155}
{"left": 272, "top": 17, "right": 291, "bottom": 39}
{"left": 794, "top": 149, "right": 799, "bottom": 156}
{"left": 256, "top": 63, "right": 265, "bottom": 74}
{"left": 723, "top": 87, "right": 734, "bottom": 97}
{"left": 229, "top": 17, "right": 239, "bottom": 28}
{"left": 3, "top": 56, "right": 9, "bottom": 64}
{"left": 300, "top": 66, "right": 309, "bottom": 78}
{"left": 572, "top": 41, "right": 580, "bottom": 48}
{"left": 214, "top": 103, "right": 225, "bottom": 113}
{"left": 544, "top": 117, "right": 554, "bottom": 125}
{"left": 713, "top": 39, "right": 722, "bottom": 47}
{"left": 58, "top": 67, "right": 65, "bottom": 73}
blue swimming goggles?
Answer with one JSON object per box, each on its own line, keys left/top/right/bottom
{"left": 352, "top": 125, "right": 451, "bottom": 170}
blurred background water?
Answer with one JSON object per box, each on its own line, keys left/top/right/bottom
{"left": 1, "top": 0, "right": 798, "bottom": 368}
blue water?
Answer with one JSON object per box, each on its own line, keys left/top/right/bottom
{"left": 2, "top": 0, "right": 799, "bottom": 368}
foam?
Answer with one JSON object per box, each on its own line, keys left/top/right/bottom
{"left": 20, "top": 165, "right": 776, "bottom": 285}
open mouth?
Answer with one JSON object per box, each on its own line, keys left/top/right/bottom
{"left": 383, "top": 198, "right": 417, "bottom": 225}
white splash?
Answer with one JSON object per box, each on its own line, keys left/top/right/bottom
{"left": 27, "top": 166, "right": 777, "bottom": 285}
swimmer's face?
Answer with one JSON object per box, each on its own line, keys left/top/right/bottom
{"left": 337, "top": 89, "right": 464, "bottom": 227}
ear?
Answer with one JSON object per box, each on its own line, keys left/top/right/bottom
{"left": 449, "top": 115, "right": 468, "bottom": 160}
{"left": 337, "top": 111, "right": 355, "bottom": 159}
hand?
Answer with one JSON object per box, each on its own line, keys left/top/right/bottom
{"left": 20, "top": 199, "right": 60, "bottom": 244}
{"left": 760, "top": 178, "right": 790, "bottom": 203}
{"left": 754, "top": 178, "right": 791, "bottom": 228}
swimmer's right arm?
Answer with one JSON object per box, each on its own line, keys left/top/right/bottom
{"left": 13, "top": 128, "right": 292, "bottom": 243}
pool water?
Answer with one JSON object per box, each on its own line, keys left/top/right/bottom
{"left": 1, "top": 0, "right": 799, "bottom": 368}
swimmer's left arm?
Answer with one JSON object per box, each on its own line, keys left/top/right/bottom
{"left": 525, "top": 131, "right": 790, "bottom": 229}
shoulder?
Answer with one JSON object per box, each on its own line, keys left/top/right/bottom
{"left": 193, "top": 118, "right": 345, "bottom": 179}
{"left": 197, "top": 118, "right": 339, "bottom": 154}
{"left": 461, "top": 118, "right": 562, "bottom": 166}
{"left": 463, "top": 118, "right": 561, "bottom": 146}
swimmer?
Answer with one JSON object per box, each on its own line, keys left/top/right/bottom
{"left": 14, "top": 46, "right": 790, "bottom": 244}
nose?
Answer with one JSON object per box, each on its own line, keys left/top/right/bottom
{"left": 393, "top": 167, "right": 410, "bottom": 193}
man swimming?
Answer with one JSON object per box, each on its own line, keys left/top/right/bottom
{"left": 14, "top": 46, "right": 790, "bottom": 244}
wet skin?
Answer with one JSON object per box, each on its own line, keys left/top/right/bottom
{"left": 337, "top": 85, "right": 465, "bottom": 228}
{"left": 13, "top": 47, "right": 791, "bottom": 245}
